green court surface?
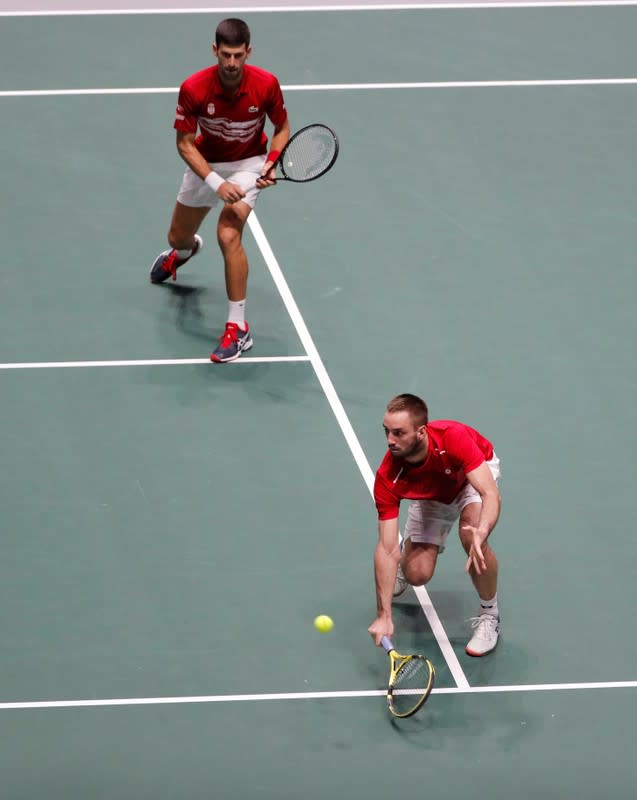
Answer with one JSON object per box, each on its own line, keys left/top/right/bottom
{"left": 2, "top": 5, "right": 637, "bottom": 799}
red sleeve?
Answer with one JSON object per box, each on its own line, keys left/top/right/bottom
{"left": 373, "top": 470, "right": 400, "bottom": 521}
{"left": 445, "top": 425, "right": 486, "bottom": 474}
{"left": 173, "top": 81, "right": 199, "bottom": 135}
{"left": 266, "top": 77, "right": 287, "bottom": 127}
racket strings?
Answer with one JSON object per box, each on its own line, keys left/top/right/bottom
{"left": 390, "top": 657, "right": 434, "bottom": 716}
{"left": 280, "top": 128, "right": 337, "bottom": 181}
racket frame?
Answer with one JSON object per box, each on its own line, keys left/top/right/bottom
{"left": 273, "top": 123, "right": 339, "bottom": 183}
{"left": 381, "top": 636, "right": 435, "bottom": 719}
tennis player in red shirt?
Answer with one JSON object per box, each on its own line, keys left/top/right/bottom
{"left": 149, "top": 18, "right": 290, "bottom": 362}
{"left": 368, "top": 394, "right": 502, "bottom": 656}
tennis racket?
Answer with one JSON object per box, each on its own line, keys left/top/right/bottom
{"left": 381, "top": 636, "right": 435, "bottom": 719}
{"left": 269, "top": 123, "right": 339, "bottom": 183}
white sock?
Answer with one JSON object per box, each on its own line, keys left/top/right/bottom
{"left": 227, "top": 300, "right": 247, "bottom": 330}
{"left": 175, "top": 247, "right": 193, "bottom": 259}
{"left": 479, "top": 593, "right": 499, "bottom": 618}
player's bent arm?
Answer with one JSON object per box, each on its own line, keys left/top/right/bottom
{"left": 176, "top": 132, "right": 244, "bottom": 202}
{"left": 176, "top": 131, "right": 217, "bottom": 182}
{"left": 269, "top": 118, "right": 291, "bottom": 157}
{"left": 465, "top": 462, "right": 501, "bottom": 537}
{"left": 259, "top": 118, "right": 291, "bottom": 180}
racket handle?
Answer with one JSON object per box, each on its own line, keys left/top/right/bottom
{"left": 380, "top": 636, "right": 394, "bottom": 653}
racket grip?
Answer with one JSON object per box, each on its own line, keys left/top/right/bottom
{"left": 380, "top": 636, "right": 394, "bottom": 653}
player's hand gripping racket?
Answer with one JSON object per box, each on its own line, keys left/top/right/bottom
{"left": 381, "top": 636, "right": 435, "bottom": 718}
{"left": 267, "top": 123, "right": 339, "bottom": 183}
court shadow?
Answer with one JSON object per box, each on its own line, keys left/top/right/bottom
{"left": 386, "top": 709, "right": 440, "bottom": 740}
{"left": 392, "top": 600, "right": 434, "bottom": 634}
{"left": 390, "top": 588, "right": 538, "bottom": 692}
{"left": 201, "top": 354, "right": 315, "bottom": 402}
{"left": 423, "top": 588, "right": 467, "bottom": 624}
{"left": 160, "top": 282, "right": 213, "bottom": 343}
{"left": 141, "top": 347, "right": 315, "bottom": 408}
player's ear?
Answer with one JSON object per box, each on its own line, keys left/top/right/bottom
{"left": 212, "top": 43, "right": 218, "bottom": 57}
{"left": 246, "top": 45, "right": 252, "bottom": 59}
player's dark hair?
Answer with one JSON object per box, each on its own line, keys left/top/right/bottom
{"left": 386, "top": 394, "right": 429, "bottom": 426}
{"left": 215, "top": 18, "right": 251, "bottom": 47}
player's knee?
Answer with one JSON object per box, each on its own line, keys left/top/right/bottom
{"left": 217, "top": 225, "right": 241, "bottom": 252}
{"left": 403, "top": 562, "right": 435, "bottom": 586}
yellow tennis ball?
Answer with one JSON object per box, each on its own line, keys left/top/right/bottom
{"left": 314, "top": 614, "right": 334, "bottom": 633}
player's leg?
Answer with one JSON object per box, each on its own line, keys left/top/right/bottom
{"left": 458, "top": 501, "right": 501, "bottom": 656}
{"left": 209, "top": 200, "right": 254, "bottom": 363}
{"left": 458, "top": 501, "right": 499, "bottom": 600}
{"left": 209, "top": 156, "right": 265, "bottom": 362}
{"left": 149, "top": 190, "right": 211, "bottom": 284}
{"left": 401, "top": 539, "right": 439, "bottom": 587}
{"left": 167, "top": 202, "right": 210, "bottom": 251}
{"left": 218, "top": 200, "right": 251, "bottom": 304}
{"left": 394, "top": 499, "right": 455, "bottom": 597}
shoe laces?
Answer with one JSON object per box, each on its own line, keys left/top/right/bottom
{"left": 467, "top": 614, "right": 499, "bottom": 635}
{"left": 163, "top": 250, "right": 179, "bottom": 281}
{"left": 218, "top": 322, "right": 241, "bottom": 348}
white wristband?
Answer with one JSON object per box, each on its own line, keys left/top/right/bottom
{"left": 204, "top": 172, "right": 225, "bottom": 192}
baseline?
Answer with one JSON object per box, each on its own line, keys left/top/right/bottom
{"left": 0, "top": 356, "right": 310, "bottom": 369}
{"left": 2, "top": 680, "right": 637, "bottom": 711}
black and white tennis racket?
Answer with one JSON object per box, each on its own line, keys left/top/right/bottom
{"left": 269, "top": 123, "right": 339, "bottom": 183}
{"left": 381, "top": 636, "right": 435, "bottom": 718}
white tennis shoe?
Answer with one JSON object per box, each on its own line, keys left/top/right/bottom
{"left": 465, "top": 613, "right": 500, "bottom": 657}
{"left": 393, "top": 564, "right": 407, "bottom": 598}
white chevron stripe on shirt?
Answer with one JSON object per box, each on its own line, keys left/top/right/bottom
{"left": 199, "top": 115, "right": 265, "bottom": 142}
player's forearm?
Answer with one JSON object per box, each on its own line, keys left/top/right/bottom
{"left": 266, "top": 119, "right": 290, "bottom": 161}
{"left": 176, "top": 139, "right": 217, "bottom": 182}
{"left": 477, "top": 490, "right": 501, "bottom": 536}
{"left": 374, "top": 542, "right": 399, "bottom": 616}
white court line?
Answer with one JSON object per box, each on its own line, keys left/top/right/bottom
{"left": 2, "top": 680, "right": 637, "bottom": 710}
{"left": 3, "top": 78, "right": 637, "bottom": 98}
{"left": 2, "top": 2, "right": 637, "bottom": 17}
{"left": 248, "top": 212, "right": 470, "bottom": 691}
{"left": 0, "top": 356, "right": 310, "bottom": 369}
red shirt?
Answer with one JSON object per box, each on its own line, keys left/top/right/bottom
{"left": 174, "top": 64, "right": 287, "bottom": 162}
{"left": 374, "top": 420, "right": 494, "bottom": 519}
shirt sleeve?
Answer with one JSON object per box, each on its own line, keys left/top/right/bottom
{"left": 265, "top": 77, "right": 288, "bottom": 127}
{"left": 445, "top": 426, "right": 486, "bottom": 474}
{"left": 173, "top": 82, "right": 199, "bottom": 135}
{"left": 374, "top": 471, "right": 401, "bottom": 521}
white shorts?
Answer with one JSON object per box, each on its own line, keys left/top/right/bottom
{"left": 403, "top": 453, "right": 501, "bottom": 553}
{"left": 176, "top": 155, "right": 266, "bottom": 209}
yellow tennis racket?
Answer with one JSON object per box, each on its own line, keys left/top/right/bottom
{"left": 381, "top": 636, "right": 435, "bottom": 718}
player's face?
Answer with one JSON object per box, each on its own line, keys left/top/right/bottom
{"left": 213, "top": 42, "right": 251, "bottom": 89}
{"left": 383, "top": 411, "right": 427, "bottom": 461}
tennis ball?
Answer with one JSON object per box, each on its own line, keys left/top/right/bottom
{"left": 314, "top": 614, "right": 334, "bottom": 633}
